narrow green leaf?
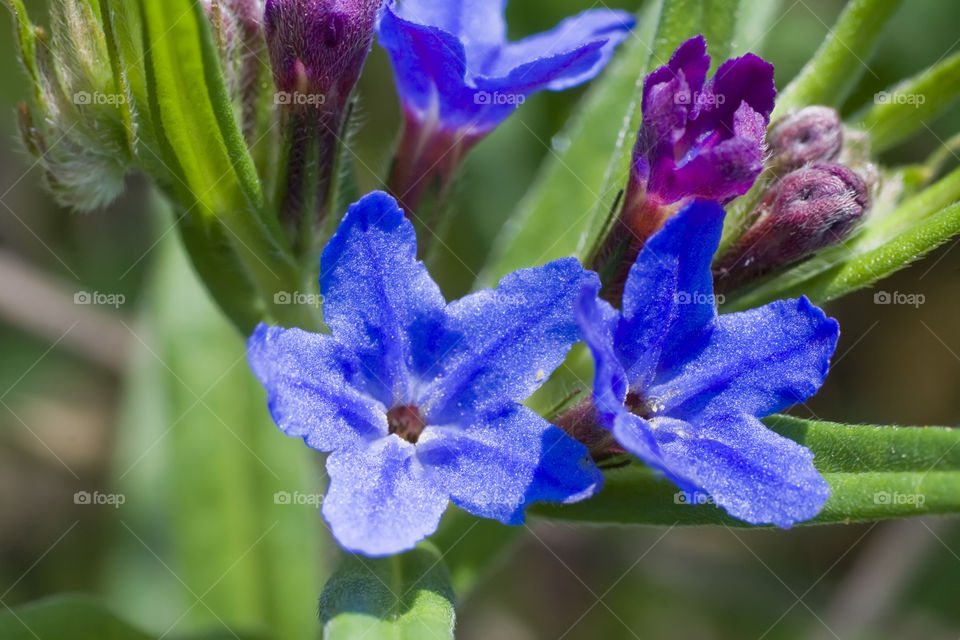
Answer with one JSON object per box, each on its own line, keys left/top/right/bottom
{"left": 724, "top": 165, "right": 960, "bottom": 310}
{"left": 854, "top": 51, "right": 960, "bottom": 153}
{"left": 531, "top": 416, "right": 960, "bottom": 526}
{"left": 3, "top": 0, "right": 41, "bottom": 101}
{"left": 773, "top": 0, "right": 904, "bottom": 118}
{"left": 138, "top": 0, "right": 312, "bottom": 328}
{"left": 319, "top": 544, "right": 456, "bottom": 640}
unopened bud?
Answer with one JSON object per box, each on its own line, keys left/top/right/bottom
{"left": 715, "top": 163, "right": 870, "bottom": 290}
{"left": 265, "top": 0, "right": 381, "bottom": 116}
{"left": 768, "top": 106, "right": 844, "bottom": 173}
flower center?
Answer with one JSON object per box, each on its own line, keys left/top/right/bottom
{"left": 387, "top": 405, "right": 426, "bottom": 444}
{"left": 625, "top": 391, "right": 654, "bottom": 419}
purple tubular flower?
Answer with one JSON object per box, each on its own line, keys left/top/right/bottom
{"left": 622, "top": 36, "right": 775, "bottom": 242}
{"left": 248, "top": 191, "right": 602, "bottom": 556}
{"left": 377, "top": 0, "right": 634, "bottom": 209}
{"left": 576, "top": 200, "right": 838, "bottom": 528}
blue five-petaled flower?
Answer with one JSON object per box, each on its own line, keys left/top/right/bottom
{"left": 248, "top": 191, "right": 603, "bottom": 556}
{"left": 377, "top": 0, "right": 635, "bottom": 136}
{"left": 575, "top": 200, "right": 839, "bottom": 528}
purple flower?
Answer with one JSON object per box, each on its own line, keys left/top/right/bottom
{"left": 622, "top": 36, "right": 775, "bottom": 241}
{"left": 377, "top": 0, "right": 634, "bottom": 209}
{"left": 248, "top": 191, "right": 602, "bottom": 556}
{"left": 575, "top": 200, "right": 838, "bottom": 527}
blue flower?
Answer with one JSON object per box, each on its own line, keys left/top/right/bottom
{"left": 377, "top": 0, "right": 634, "bottom": 208}
{"left": 248, "top": 191, "right": 603, "bottom": 556}
{"left": 575, "top": 200, "right": 839, "bottom": 527}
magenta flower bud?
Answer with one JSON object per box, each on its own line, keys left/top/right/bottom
{"left": 265, "top": 0, "right": 381, "bottom": 115}
{"left": 264, "top": 0, "right": 382, "bottom": 245}
{"left": 768, "top": 106, "right": 844, "bottom": 173}
{"left": 715, "top": 163, "right": 870, "bottom": 290}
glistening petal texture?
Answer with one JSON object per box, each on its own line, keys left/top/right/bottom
{"left": 574, "top": 280, "right": 628, "bottom": 420}
{"left": 377, "top": 5, "right": 470, "bottom": 118}
{"left": 618, "top": 201, "right": 725, "bottom": 379}
{"left": 247, "top": 325, "right": 386, "bottom": 451}
{"left": 422, "top": 259, "right": 593, "bottom": 423}
{"left": 417, "top": 406, "right": 601, "bottom": 524}
{"left": 394, "top": 0, "right": 507, "bottom": 48}
{"left": 650, "top": 297, "right": 840, "bottom": 419}
{"left": 319, "top": 192, "right": 446, "bottom": 406}
{"left": 322, "top": 438, "right": 449, "bottom": 557}
{"left": 483, "top": 10, "right": 635, "bottom": 89}
{"left": 647, "top": 413, "right": 830, "bottom": 527}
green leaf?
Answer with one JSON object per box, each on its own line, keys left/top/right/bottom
{"left": 531, "top": 416, "right": 960, "bottom": 526}
{"left": 137, "top": 0, "right": 306, "bottom": 328}
{"left": 107, "top": 212, "right": 325, "bottom": 639}
{"left": 319, "top": 544, "right": 456, "bottom": 640}
{"left": 724, "top": 164, "right": 960, "bottom": 310}
{"left": 0, "top": 596, "right": 151, "bottom": 640}
{"left": 773, "top": 0, "right": 904, "bottom": 118}
{"left": 854, "top": 50, "right": 960, "bottom": 153}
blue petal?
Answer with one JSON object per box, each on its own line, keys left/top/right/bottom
{"left": 322, "top": 437, "right": 449, "bottom": 557}
{"left": 645, "top": 413, "right": 830, "bottom": 528}
{"left": 247, "top": 325, "right": 386, "bottom": 451}
{"left": 617, "top": 200, "right": 725, "bottom": 384}
{"left": 392, "top": 0, "right": 506, "bottom": 49}
{"left": 574, "top": 278, "right": 628, "bottom": 421}
{"left": 420, "top": 258, "right": 593, "bottom": 423}
{"left": 320, "top": 192, "right": 447, "bottom": 407}
{"left": 480, "top": 10, "right": 635, "bottom": 89}
{"left": 377, "top": 4, "right": 472, "bottom": 121}
{"left": 416, "top": 406, "right": 602, "bottom": 524}
{"left": 649, "top": 297, "right": 840, "bottom": 419}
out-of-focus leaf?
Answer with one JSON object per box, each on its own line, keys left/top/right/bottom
{"left": 0, "top": 596, "right": 151, "bottom": 640}
{"left": 107, "top": 209, "right": 325, "bottom": 639}
{"left": 854, "top": 51, "right": 960, "bottom": 153}
{"left": 532, "top": 416, "right": 960, "bottom": 526}
{"left": 773, "top": 0, "right": 904, "bottom": 118}
{"left": 0, "top": 595, "right": 267, "bottom": 640}
{"left": 431, "top": 510, "right": 523, "bottom": 599}
{"left": 320, "top": 543, "right": 455, "bottom": 640}
{"left": 724, "top": 165, "right": 960, "bottom": 310}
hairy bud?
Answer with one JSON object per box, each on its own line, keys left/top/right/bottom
{"left": 264, "top": 0, "right": 382, "bottom": 245}
{"left": 768, "top": 106, "right": 844, "bottom": 173}
{"left": 715, "top": 164, "right": 870, "bottom": 290}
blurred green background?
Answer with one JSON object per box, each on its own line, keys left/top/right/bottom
{"left": 1, "top": 0, "right": 959, "bottom": 638}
